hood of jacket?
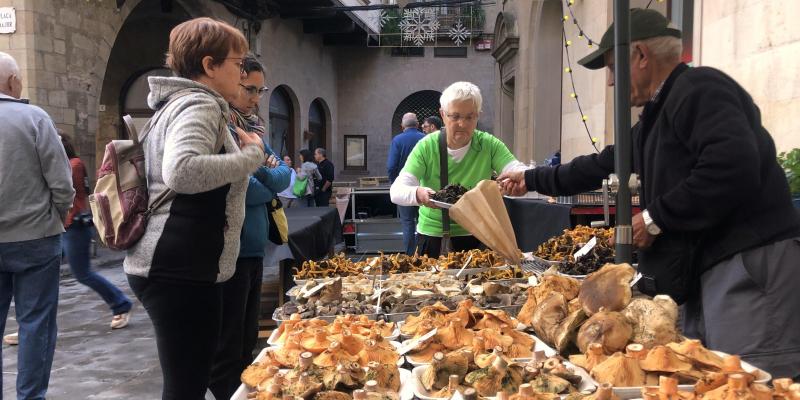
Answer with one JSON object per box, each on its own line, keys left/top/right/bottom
{"left": 147, "top": 76, "right": 229, "bottom": 114}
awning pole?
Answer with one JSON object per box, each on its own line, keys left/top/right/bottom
{"left": 613, "top": 0, "right": 634, "bottom": 264}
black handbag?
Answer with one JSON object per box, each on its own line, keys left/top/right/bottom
{"left": 635, "top": 232, "right": 698, "bottom": 304}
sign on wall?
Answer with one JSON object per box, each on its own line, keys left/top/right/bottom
{"left": 0, "top": 7, "right": 15, "bottom": 34}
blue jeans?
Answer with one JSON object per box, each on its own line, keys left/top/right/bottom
{"left": 63, "top": 223, "right": 132, "bottom": 315}
{"left": 397, "top": 205, "right": 418, "bottom": 255}
{"left": 0, "top": 235, "right": 61, "bottom": 400}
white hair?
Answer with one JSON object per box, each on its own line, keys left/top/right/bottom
{"left": 633, "top": 35, "right": 682, "bottom": 64}
{"left": 440, "top": 81, "right": 482, "bottom": 113}
{"left": 0, "top": 52, "right": 20, "bottom": 83}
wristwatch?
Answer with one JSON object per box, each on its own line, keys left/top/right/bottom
{"left": 642, "top": 209, "right": 662, "bottom": 236}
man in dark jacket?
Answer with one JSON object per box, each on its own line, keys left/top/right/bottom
{"left": 388, "top": 113, "right": 425, "bottom": 254}
{"left": 499, "top": 9, "right": 800, "bottom": 378}
{"left": 314, "top": 147, "right": 335, "bottom": 207}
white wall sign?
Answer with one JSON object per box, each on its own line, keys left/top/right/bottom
{"left": 0, "top": 7, "right": 16, "bottom": 34}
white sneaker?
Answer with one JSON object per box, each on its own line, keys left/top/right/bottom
{"left": 110, "top": 312, "right": 131, "bottom": 329}
{"left": 3, "top": 332, "right": 18, "bottom": 345}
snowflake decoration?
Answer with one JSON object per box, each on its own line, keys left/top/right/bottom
{"left": 399, "top": 8, "right": 440, "bottom": 46}
{"left": 374, "top": 9, "right": 392, "bottom": 29}
{"left": 448, "top": 20, "right": 470, "bottom": 46}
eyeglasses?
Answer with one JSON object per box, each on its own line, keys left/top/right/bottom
{"left": 239, "top": 83, "right": 269, "bottom": 98}
{"left": 445, "top": 113, "right": 477, "bottom": 123}
{"left": 223, "top": 57, "right": 245, "bottom": 74}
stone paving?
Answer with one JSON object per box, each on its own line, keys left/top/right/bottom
{"left": 2, "top": 246, "right": 281, "bottom": 399}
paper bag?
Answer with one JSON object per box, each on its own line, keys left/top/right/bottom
{"left": 448, "top": 180, "right": 523, "bottom": 263}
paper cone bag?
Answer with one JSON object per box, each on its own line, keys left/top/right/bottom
{"left": 449, "top": 180, "right": 523, "bottom": 263}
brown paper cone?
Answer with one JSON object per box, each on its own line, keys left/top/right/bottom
{"left": 449, "top": 180, "right": 523, "bottom": 263}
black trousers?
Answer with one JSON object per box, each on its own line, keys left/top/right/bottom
{"left": 314, "top": 190, "right": 332, "bottom": 207}
{"left": 209, "top": 257, "right": 265, "bottom": 399}
{"left": 416, "top": 234, "right": 484, "bottom": 258}
{"left": 128, "top": 275, "right": 222, "bottom": 400}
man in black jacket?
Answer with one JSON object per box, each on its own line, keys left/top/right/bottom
{"left": 499, "top": 9, "right": 800, "bottom": 378}
{"left": 314, "top": 147, "right": 335, "bottom": 207}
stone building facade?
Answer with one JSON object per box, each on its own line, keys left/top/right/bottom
{"left": 490, "top": 0, "right": 800, "bottom": 164}
{"left": 0, "top": 0, "right": 499, "bottom": 183}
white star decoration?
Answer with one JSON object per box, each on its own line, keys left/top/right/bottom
{"left": 448, "top": 19, "right": 469, "bottom": 46}
{"left": 399, "top": 7, "right": 440, "bottom": 46}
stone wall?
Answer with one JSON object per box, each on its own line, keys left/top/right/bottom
{"left": 694, "top": 0, "right": 800, "bottom": 153}
{"left": 333, "top": 44, "right": 497, "bottom": 181}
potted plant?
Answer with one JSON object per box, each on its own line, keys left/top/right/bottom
{"left": 777, "top": 148, "right": 800, "bottom": 208}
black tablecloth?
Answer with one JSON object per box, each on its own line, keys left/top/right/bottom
{"left": 284, "top": 207, "right": 343, "bottom": 262}
{"left": 504, "top": 198, "right": 572, "bottom": 252}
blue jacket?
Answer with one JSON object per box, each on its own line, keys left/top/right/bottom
{"left": 387, "top": 128, "right": 425, "bottom": 182}
{"left": 239, "top": 144, "right": 291, "bottom": 258}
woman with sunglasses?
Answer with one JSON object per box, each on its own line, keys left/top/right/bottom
{"left": 209, "top": 54, "right": 291, "bottom": 399}
{"left": 123, "top": 18, "right": 266, "bottom": 399}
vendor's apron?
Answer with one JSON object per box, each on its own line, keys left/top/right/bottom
{"left": 682, "top": 237, "right": 800, "bottom": 379}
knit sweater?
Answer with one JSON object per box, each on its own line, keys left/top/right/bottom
{"left": 123, "top": 77, "right": 265, "bottom": 284}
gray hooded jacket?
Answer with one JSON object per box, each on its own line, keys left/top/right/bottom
{"left": 123, "top": 77, "right": 265, "bottom": 283}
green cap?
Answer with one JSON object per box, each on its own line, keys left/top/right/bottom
{"left": 577, "top": 8, "right": 682, "bottom": 70}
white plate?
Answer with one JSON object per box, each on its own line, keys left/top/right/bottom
{"left": 411, "top": 360, "right": 595, "bottom": 400}
{"left": 267, "top": 321, "right": 400, "bottom": 346}
{"left": 402, "top": 333, "right": 556, "bottom": 367}
{"left": 232, "top": 348, "right": 412, "bottom": 400}
{"left": 585, "top": 350, "right": 771, "bottom": 400}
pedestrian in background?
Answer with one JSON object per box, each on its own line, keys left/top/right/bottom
{"left": 314, "top": 147, "right": 335, "bottom": 207}
{"left": 59, "top": 132, "right": 133, "bottom": 329}
{"left": 122, "top": 18, "right": 266, "bottom": 399}
{"left": 278, "top": 155, "right": 300, "bottom": 208}
{"left": 0, "top": 51, "right": 75, "bottom": 399}
{"left": 387, "top": 113, "right": 425, "bottom": 254}
{"left": 296, "top": 149, "right": 320, "bottom": 207}
{"left": 422, "top": 115, "right": 442, "bottom": 134}
{"left": 209, "top": 54, "right": 290, "bottom": 399}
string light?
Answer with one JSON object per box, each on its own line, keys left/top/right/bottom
{"left": 561, "top": 0, "right": 600, "bottom": 153}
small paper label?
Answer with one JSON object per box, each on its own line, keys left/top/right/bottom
{"left": 630, "top": 272, "right": 643, "bottom": 287}
{"left": 455, "top": 255, "right": 474, "bottom": 278}
{"left": 397, "top": 328, "right": 438, "bottom": 355}
{"left": 573, "top": 237, "right": 597, "bottom": 260}
{"left": 303, "top": 281, "right": 328, "bottom": 297}
{"left": 450, "top": 391, "right": 465, "bottom": 400}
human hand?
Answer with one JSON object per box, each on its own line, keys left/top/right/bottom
{"left": 416, "top": 186, "right": 437, "bottom": 208}
{"left": 496, "top": 170, "right": 527, "bottom": 196}
{"left": 236, "top": 126, "right": 264, "bottom": 152}
{"left": 264, "top": 154, "right": 279, "bottom": 168}
{"left": 632, "top": 212, "right": 656, "bottom": 249}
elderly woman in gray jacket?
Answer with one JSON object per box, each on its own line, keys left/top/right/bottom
{"left": 122, "top": 18, "right": 265, "bottom": 399}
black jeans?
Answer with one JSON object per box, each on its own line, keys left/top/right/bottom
{"left": 209, "top": 257, "right": 264, "bottom": 399}
{"left": 315, "top": 190, "right": 332, "bottom": 207}
{"left": 128, "top": 275, "right": 222, "bottom": 400}
{"left": 416, "top": 234, "right": 484, "bottom": 258}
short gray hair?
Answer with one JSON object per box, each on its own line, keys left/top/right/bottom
{"left": 0, "top": 52, "right": 20, "bottom": 84}
{"left": 401, "top": 112, "right": 418, "bottom": 128}
{"left": 633, "top": 35, "right": 682, "bottom": 64}
{"left": 440, "top": 81, "right": 482, "bottom": 113}
{"left": 315, "top": 148, "right": 326, "bottom": 157}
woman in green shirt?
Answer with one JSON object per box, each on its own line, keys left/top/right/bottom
{"left": 390, "top": 81, "right": 527, "bottom": 257}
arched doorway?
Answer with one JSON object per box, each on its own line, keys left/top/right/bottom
{"left": 120, "top": 67, "right": 173, "bottom": 136}
{"left": 391, "top": 90, "right": 442, "bottom": 135}
{"left": 308, "top": 98, "right": 328, "bottom": 151}
{"left": 269, "top": 86, "right": 295, "bottom": 157}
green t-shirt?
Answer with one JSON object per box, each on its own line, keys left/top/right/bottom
{"left": 402, "top": 130, "right": 517, "bottom": 237}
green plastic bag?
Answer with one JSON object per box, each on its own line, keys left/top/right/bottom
{"left": 293, "top": 175, "right": 308, "bottom": 197}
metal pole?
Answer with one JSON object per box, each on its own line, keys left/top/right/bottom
{"left": 613, "top": 0, "right": 633, "bottom": 264}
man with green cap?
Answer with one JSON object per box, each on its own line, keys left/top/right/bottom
{"left": 499, "top": 8, "right": 800, "bottom": 378}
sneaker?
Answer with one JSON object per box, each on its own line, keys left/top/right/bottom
{"left": 3, "top": 332, "right": 18, "bottom": 345}
{"left": 110, "top": 312, "right": 131, "bottom": 329}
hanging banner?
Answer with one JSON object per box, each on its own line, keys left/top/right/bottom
{"left": 0, "top": 7, "right": 15, "bottom": 34}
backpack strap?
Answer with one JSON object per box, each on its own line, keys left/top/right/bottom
{"left": 123, "top": 89, "right": 228, "bottom": 213}
{"left": 438, "top": 128, "right": 451, "bottom": 255}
